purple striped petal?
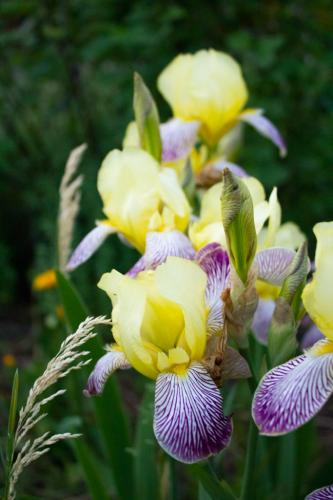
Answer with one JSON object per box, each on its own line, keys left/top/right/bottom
{"left": 160, "top": 118, "right": 200, "bottom": 162}
{"left": 127, "top": 230, "right": 195, "bottom": 277}
{"left": 252, "top": 346, "right": 333, "bottom": 435}
{"left": 300, "top": 323, "right": 325, "bottom": 350}
{"left": 66, "top": 224, "right": 115, "bottom": 272}
{"left": 154, "top": 363, "right": 232, "bottom": 463}
{"left": 255, "top": 247, "right": 295, "bottom": 285}
{"left": 207, "top": 159, "right": 248, "bottom": 178}
{"left": 196, "top": 243, "right": 230, "bottom": 335}
{"left": 306, "top": 485, "right": 333, "bottom": 499}
{"left": 240, "top": 109, "right": 287, "bottom": 158}
{"left": 252, "top": 299, "right": 275, "bottom": 345}
{"left": 83, "top": 351, "right": 131, "bottom": 396}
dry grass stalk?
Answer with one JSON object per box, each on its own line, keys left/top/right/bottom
{"left": 58, "top": 143, "right": 87, "bottom": 271}
{"left": 7, "top": 315, "right": 110, "bottom": 500}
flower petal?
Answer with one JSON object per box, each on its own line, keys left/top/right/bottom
{"left": 154, "top": 363, "right": 232, "bottom": 463}
{"left": 239, "top": 109, "right": 287, "bottom": 158}
{"left": 84, "top": 350, "right": 131, "bottom": 396}
{"left": 255, "top": 247, "right": 295, "bottom": 285}
{"left": 300, "top": 323, "right": 325, "bottom": 350}
{"left": 196, "top": 243, "right": 230, "bottom": 334}
{"left": 127, "top": 230, "right": 195, "bottom": 277}
{"left": 252, "top": 347, "right": 333, "bottom": 435}
{"left": 160, "top": 118, "right": 200, "bottom": 162}
{"left": 206, "top": 159, "right": 248, "bottom": 178}
{"left": 306, "top": 485, "right": 333, "bottom": 500}
{"left": 66, "top": 224, "right": 115, "bottom": 271}
{"left": 252, "top": 298, "right": 275, "bottom": 345}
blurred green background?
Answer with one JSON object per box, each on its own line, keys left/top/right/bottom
{"left": 1, "top": 1, "right": 333, "bottom": 498}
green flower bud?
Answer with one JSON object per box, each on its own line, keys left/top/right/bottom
{"left": 133, "top": 73, "right": 162, "bottom": 162}
{"left": 279, "top": 241, "right": 308, "bottom": 319}
{"left": 220, "top": 168, "right": 257, "bottom": 284}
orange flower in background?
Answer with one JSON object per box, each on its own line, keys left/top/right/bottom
{"left": 32, "top": 269, "right": 57, "bottom": 291}
{"left": 2, "top": 354, "right": 16, "bottom": 367}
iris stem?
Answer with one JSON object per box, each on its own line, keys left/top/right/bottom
{"left": 240, "top": 417, "right": 258, "bottom": 500}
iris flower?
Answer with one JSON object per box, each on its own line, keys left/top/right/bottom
{"left": 252, "top": 222, "right": 333, "bottom": 435}
{"left": 66, "top": 147, "right": 191, "bottom": 271}
{"left": 85, "top": 245, "right": 233, "bottom": 463}
{"left": 158, "top": 49, "right": 286, "bottom": 155}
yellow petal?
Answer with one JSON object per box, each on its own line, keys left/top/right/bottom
{"left": 275, "top": 222, "right": 305, "bottom": 250}
{"left": 122, "top": 121, "right": 140, "bottom": 149}
{"left": 154, "top": 257, "right": 208, "bottom": 359}
{"left": 32, "top": 269, "right": 57, "bottom": 291}
{"left": 302, "top": 222, "right": 333, "bottom": 341}
{"left": 158, "top": 49, "right": 248, "bottom": 145}
{"left": 98, "top": 270, "right": 159, "bottom": 379}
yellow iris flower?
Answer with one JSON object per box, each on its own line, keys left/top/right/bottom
{"left": 97, "top": 148, "right": 190, "bottom": 253}
{"left": 98, "top": 257, "right": 208, "bottom": 379}
{"left": 158, "top": 49, "right": 248, "bottom": 146}
{"left": 302, "top": 222, "right": 333, "bottom": 342}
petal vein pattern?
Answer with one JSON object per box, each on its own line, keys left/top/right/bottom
{"left": 154, "top": 363, "right": 232, "bottom": 463}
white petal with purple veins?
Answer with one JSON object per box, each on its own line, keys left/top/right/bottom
{"left": 84, "top": 351, "right": 131, "bottom": 396}
{"left": 255, "top": 247, "right": 295, "bottom": 285}
{"left": 154, "top": 363, "right": 232, "bottom": 463}
{"left": 127, "top": 230, "right": 195, "bottom": 277}
{"left": 196, "top": 243, "right": 230, "bottom": 335}
{"left": 306, "top": 484, "right": 333, "bottom": 500}
{"left": 66, "top": 224, "right": 115, "bottom": 271}
{"left": 252, "top": 299, "right": 275, "bottom": 345}
{"left": 252, "top": 346, "right": 333, "bottom": 435}
{"left": 160, "top": 118, "right": 200, "bottom": 162}
{"left": 208, "top": 159, "right": 248, "bottom": 178}
{"left": 239, "top": 109, "right": 287, "bottom": 157}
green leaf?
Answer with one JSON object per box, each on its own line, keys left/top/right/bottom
{"left": 187, "top": 462, "right": 236, "bottom": 500}
{"left": 55, "top": 270, "right": 134, "bottom": 500}
{"left": 73, "top": 440, "right": 110, "bottom": 500}
{"left": 133, "top": 72, "right": 162, "bottom": 161}
{"left": 3, "top": 370, "right": 19, "bottom": 500}
{"left": 134, "top": 382, "right": 159, "bottom": 500}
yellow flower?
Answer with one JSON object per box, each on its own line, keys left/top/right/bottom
{"left": 98, "top": 257, "right": 208, "bottom": 379}
{"left": 97, "top": 148, "right": 190, "bottom": 253}
{"left": 189, "top": 176, "right": 269, "bottom": 250}
{"left": 158, "top": 49, "right": 248, "bottom": 146}
{"left": 2, "top": 354, "right": 16, "bottom": 367}
{"left": 302, "top": 222, "right": 333, "bottom": 341}
{"left": 32, "top": 269, "right": 57, "bottom": 291}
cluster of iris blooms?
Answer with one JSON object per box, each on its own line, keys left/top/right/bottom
{"left": 66, "top": 49, "right": 333, "bottom": 499}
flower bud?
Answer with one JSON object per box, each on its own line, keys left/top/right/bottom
{"left": 279, "top": 241, "right": 308, "bottom": 319}
{"left": 133, "top": 73, "right": 162, "bottom": 161}
{"left": 220, "top": 168, "right": 257, "bottom": 284}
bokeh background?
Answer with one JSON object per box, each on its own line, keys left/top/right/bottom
{"left": 1, "top": 1, "right": 333, "bottom": 498}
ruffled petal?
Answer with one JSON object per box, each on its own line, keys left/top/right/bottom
{"left": 239, "top": 109, "right": 287, "bottom": 158}
{"left": 160, "top": 118, "right": 200, "bottom": 162}
{"left": 83, "top": 351, "right": 131, "bottom": 396}
{"left": 306, "top": 485, "right": 333, "bottom": 500}
{"left": 154, "top": 363, "right": 232, "bottom": 463}
{"left": 251, "top": 298, "right": 275, "bottom": 345}
{"left": 255, "top": 247, "right": 295, "bottom": 285}
{"left": 196, "top": 243, "right": 230, "bottom": 334}
{"left": 66, "top": 224, "right": 115, "bottom": 271}
{"left": 252, "top": 345, "right": 333, "bottom": 435}
{"left": 127, "top": 231, "right": 195, "bottom": 277}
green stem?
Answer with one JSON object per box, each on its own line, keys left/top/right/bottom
{"left": 240, "top": 417, "right": 258, "bottom": 500}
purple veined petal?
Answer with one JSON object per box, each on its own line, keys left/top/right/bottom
{"left": 239, "top": 109, "right": 287, "bottom": 158}
{"left": 255, "top": 247, "right": 295, "bottom": 285}
{"left": 252, "top": 298, "right": 275, "bottom": 345}
{"left": 196, "top": 243, "right": 230, "bottom": 335}
{"left": 127, "top": 230, "right": 195, "bottom": 277}
{"left": 306, "top": 484, "right": 333, "bottom": 500}
{"left": 154, "top": 363, "right": 232, "bottom": 463}
{"left": 300, "top": 323, "right": 325, "bottom": 350}
{"left": 160, "top": 118, "right": 200, "bottom": 162}
{"left": 207, "top": 159, "right": 249, "bottom": 178}
{"left": 83, "top": 351, "right": 131, "bottom": 397}
{"left": 66, "top": 224, "right": 115, "bottom": 272}
{"left": 252, "top": 345, "right": 333, "bottom": 435}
